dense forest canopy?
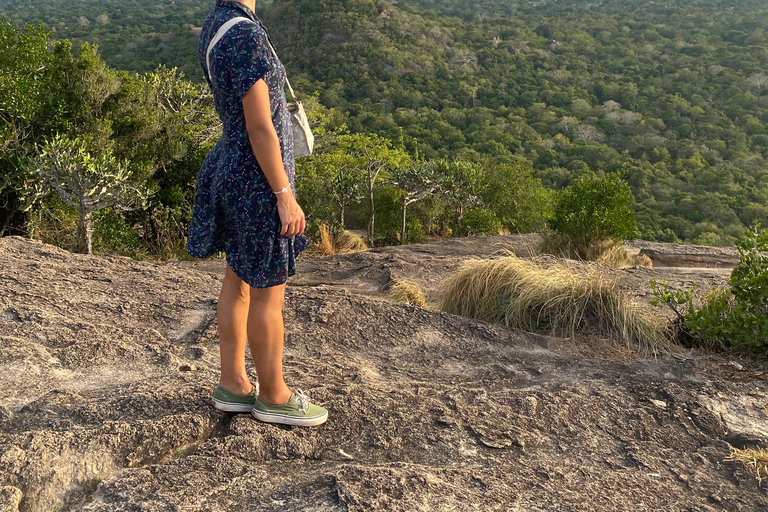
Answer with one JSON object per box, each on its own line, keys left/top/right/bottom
{"left": 1, "top": 0, "right": 768, "bottom": 246}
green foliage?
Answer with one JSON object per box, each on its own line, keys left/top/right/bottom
{"left": 548, "top": 172, "right": 637, "bottom": 257}
{"left": 478, "top": 158, "right": 552, "bottom": 234}
{"left": 0, "top": 22, "right": 219, "bottom": 258}
{"left": 461, "top": 207, "right": 502, "bottom": 236}
{"left": 650, "top": 223, "right": 768, "bottom": 353}
{"left": 92, "top": 207, "right": 145, "bottom": 257}
{"left": 3, "top": 1, "right": 768, "bottom": 244}
{"left": 30, "top": 134, "right": 131, "bottom": 212}
{"left": 28, "top": 134, "right": 131, "bottom": 254}
{"left": 7, "top": 0, "right": 768, "bottom": 257}
{"left": 327, "top": 132, "right": 412, "bottom": 246}
{"left": 0, "top": 18, "right": 55, "bottom": 232}
{"left": 432, "top": 159, "right": 483, "bottom": 236}
{"left": 720, "top": 224, "right": 768, "bottom": 351}
{"left": 649, "top": 280, "right": 696, "bottom": 315}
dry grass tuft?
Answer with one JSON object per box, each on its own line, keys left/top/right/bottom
{"left": 317, "top": 223, "right": 336, "bottom": 256}
{"left": 538, "top": 235, "right": 652, "bottom": 268}
{"left": 630, "top": 253, "right": 653, "bottom": 268}
{"left": 335, "top": 230, "right": 368, "bottom": 254}
{"left": 725, "top": 446, "right": 768, "bottom": 483}
{"left": 387, "top": 278, "right": 427, "bottom": 308}
{"left": 310, "top": 224, "right": 368, "bottom": 256}
{"left": 437, "top": 253, "right": 675, "bottom": 357}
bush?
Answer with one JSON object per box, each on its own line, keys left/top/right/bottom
{"left": 547, "top": 171, "right": 637, "bottom": 259}
{"left": 92, "top": 207, "right": 145, "bottom": 258}
{"left": 650, "top": 223, "right": 768, "bottom": 353}
{"left": 461, "top": 207, "right": 502, "bottom": 236}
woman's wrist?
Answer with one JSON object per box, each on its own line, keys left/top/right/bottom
{"left": 273, "top": 185, "right": 291, "bottom": 195}
{"left": 275, "top": 187, "right": 294, "bottom": 201}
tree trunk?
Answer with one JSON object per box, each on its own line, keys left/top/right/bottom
{"left": 401, "top": 198, "right": 407, "bottom": 245}
{"left": 456, "top": 205, "right": 463, "bottom": 236}
{"left": 367, "top": 177, "right": 375, "bottom": 248}
{"left": 75, "top": 209, "right": 93, "bottom": 255}
{"left": 340, "top": 205, "right": 345, "bottom": 229}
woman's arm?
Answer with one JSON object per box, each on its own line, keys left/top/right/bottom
{"left": 242, "top": 78, "right": 306, "bottom": 238}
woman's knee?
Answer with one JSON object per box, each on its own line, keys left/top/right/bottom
{"left": 224, "top": 265, "right": 250, "bottom": 301}
{"left": 249, "top": 283, "right": 286, "bottom": 308}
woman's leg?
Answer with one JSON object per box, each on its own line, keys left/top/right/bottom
{"left": 216, "top": 264, "right": 255, "bottom": 395}
{"left": 247, "top": 282, "right": 292, "bottom": 405}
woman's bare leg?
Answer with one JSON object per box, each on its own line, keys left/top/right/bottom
{"left": 247, "top": 283, "right": 292, "bottom": 405}
{"left": 216, "top": 264, "right": 255, "bottom": 395}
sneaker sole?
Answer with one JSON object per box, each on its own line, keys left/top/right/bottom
{"left": 210, "top": 397, "right": 254, "bottom": 413}
{"left": 251, "top": 409, "right": 328, "bottom": 427}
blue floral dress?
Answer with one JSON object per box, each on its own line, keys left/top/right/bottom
{"left": 186, "top": 0, "right": 310, "bottom": 288}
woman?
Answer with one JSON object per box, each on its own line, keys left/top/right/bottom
{"left": 186, "top": 0, "right": 327, "bottom": 427}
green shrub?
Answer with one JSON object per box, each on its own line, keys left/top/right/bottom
{"left": 461, "top": 207, "right": 502, "bottom": 236}
{"left": 650, "top": 223, "right": 768, "bottom": 353}
{"left": 92, "top": 207, "right": 145, "bottom": 257}
{"left": 548, "top": 171, "right": 637, "bottom": 259}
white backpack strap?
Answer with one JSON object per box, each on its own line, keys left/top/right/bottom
{"left": 205, "top": 16, "right": 252, "bottom": 81}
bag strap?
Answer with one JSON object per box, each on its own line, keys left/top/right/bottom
{"left": 206, "top": 16, "right": 251, "bottom": 81}
{"left": 257, "top": 24, "right": 299, "bottom": 103}
{"left": 205, "top": 16, "right": 299, "bottom": 103}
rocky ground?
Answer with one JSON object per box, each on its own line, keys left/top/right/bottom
{"left": 0, "top": 235, "right": 766, "bottom": 512}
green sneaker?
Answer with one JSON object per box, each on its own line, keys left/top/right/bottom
{"left": 251, "top": 389, "right": 328, "bottom": 427}
{"left": 210, "top": 384, "right": 257, "bottom": 413}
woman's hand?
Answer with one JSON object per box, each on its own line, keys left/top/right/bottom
{"left": 276, "top": 190, "right": 306, "bottom": 238}
{"left": 242, "top": 79, "right": 302, "bottom": 238}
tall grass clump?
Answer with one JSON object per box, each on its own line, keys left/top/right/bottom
{"left": 387, "top": 278, "right": 427, "bottom": 308}
{"left": 311, "top": 223, "right": 368, "bottom": 256}
{"left": 336, "top": 230, "right": 368, "bottom": 254}
{"left": 539, "top": 235, "right": 652, "bottom": 268}
{"left": 438, "top": 254, "right": 674, "bottom": 356}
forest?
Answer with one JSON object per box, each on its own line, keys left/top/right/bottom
{"left": 1, "top": 0, "right": 767, "bottom": 255}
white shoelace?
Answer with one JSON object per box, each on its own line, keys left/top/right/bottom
{"left": 293, "top": 389, "right": 311, "bottom": 415}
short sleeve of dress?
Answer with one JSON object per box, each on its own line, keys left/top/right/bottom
{"left": 228, "top": 23, "right": 273, "bottom": 99}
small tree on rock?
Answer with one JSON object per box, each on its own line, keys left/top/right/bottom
{"left": 548, "top": 171, "right": 636, "bottom": 259}
{"left": 435, "top": 159, "right": 484, "bottom": 236}
{"left": 388, "top": 161, "right": 439, "bottom": 244}
{"left": 30, "top": 134, "right": 130, "bottom": 254}
{"left": 335, "top": 133, "right": 409, "bottom": 247}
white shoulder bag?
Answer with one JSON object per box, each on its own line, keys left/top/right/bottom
{"left": 206, "top": 16, "right": 315, "bottom": 158}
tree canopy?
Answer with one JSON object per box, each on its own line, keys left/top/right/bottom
{"left": 2, "top": 0, "right": 768, "bottom": 249}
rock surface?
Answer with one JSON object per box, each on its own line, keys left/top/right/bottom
{"left": 0, "top": 235, "right": 766, "bottom": 512}
{"left": 626, "top": 239, "right": 740, "bottom": 268}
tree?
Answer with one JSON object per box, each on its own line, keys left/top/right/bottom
{"left": 0, "top": 20, "right": 52, "bottom": 235}
{"left": 388, "top": 161, "right": 439, "bottom": 243}
{"left": 302, "top": 149, "right": 364, "bottom": 228}
{"left": 29, "top": 135, "right": 130, "bottom": 254}
{"left": 548, "top": 171, "right": 636, "bottom": 258}
{"left": 334, "top": 133, "right": 410, "bottom": 246}
{"left": 478, "top": 157, "right": 551, "bottom": 233}
{"left": 434, "top": 159, "right": 484, "bottom": 236}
